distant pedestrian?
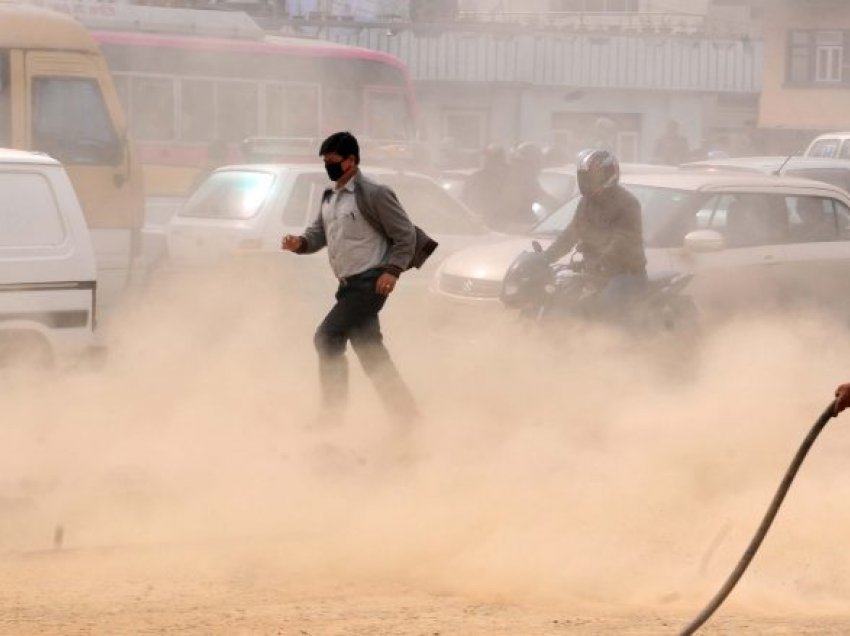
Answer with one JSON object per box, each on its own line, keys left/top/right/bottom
{"left": 652, "top": 120, "right": 690, "bottom": 165}
{"left": 460, "top": 144, "right": 512, "bottom": 224}
{"left": 501, "top": 142, "right": 562, "bottom": 230}
{"left": 590, "top": 117, "right": 618, "bottom": 154}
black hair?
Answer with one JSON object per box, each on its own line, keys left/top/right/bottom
{"left": 319, "top": 131, "right": 360, "bottom": 163}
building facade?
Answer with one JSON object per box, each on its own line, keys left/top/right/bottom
{"left": 758, "top": 0, "right": 850, "bottom": 153}
{"left": 286, "top": 1, "right": 762, "bottom": 164}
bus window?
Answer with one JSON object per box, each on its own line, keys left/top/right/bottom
{"left": 181, "top": 79, "right": 215, "bottom": 141}
{"left": 367, "top": 90, "right": 411, "bottom": 140}
{"left": 130, "top": 75, "right": 175, "bottom": 141}
{"left": 32, "top": 77, "right": 121, "bottom": 165}
{"left": 217, "top": 80, "right": 257, "bottom": 142}
{"left": 0, "top": 51, "right": 9, "bottom": 146}
{"left": 324, "top": 86, "right": 362, "bottom": 133}
{"left": 266, "top": 84, "right": 319, "bottom": 137}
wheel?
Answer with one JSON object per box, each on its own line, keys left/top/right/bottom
{"left": 0, "top": 331, "right": 55, "bottom": 372}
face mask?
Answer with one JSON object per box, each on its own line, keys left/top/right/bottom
{"left": 325, "top": 160, "right": 345, "bottom": 182}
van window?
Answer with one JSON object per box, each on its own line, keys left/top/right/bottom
{"left": 0, "top": 51, "right": 9, "bottom": 146}
{"left": 31, "top": 77, "right": 121, "bottom": 165}
{"left": 0, "top": 172, "right": 66, "bottom": 247}
{"left": 841, "top": 141, "right": 850, "bottom": 160}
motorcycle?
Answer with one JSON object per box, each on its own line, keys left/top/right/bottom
{"left": 500, "top": 241, "right": 699, "bottom": 338}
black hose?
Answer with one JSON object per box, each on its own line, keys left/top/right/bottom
{"left": 677, "top": 400, "right": 837, "bottom": 636}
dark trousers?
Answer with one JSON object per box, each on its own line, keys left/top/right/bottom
{"left": 313, "top": 268, "right": 417, "bottom": 422}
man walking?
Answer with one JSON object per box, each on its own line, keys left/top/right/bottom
{"left": 282, "top": 132, "right": 418, "bottom": 425}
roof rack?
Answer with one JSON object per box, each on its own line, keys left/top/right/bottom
{"left": 240, "top": 137, "right": 317, "bottom": 162}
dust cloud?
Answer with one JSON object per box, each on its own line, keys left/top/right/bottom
{"left": 1, "top": 256, "right": 850, "bottom": 620}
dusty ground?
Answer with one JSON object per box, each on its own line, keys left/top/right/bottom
{"left": 2, "top": 542, "right": 850, "bottom": 635}
{"left": 2, "top": 264, "right": 850, "bottom": 635}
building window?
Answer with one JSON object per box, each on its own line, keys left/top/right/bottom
{"left": 787, "top": 30, "right": 847, "bottom": 85}
{"left": 815, "top": 31, "right": 843, "bottom": 83}
{"left": 788, "top": 31, "right": 811, "bottom": 84}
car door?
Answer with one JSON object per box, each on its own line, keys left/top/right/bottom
{"left": 668, "top": 191, "right": 790, "bottom": 316}
{"left": 776, "top": 194, "right": 850, "bottom": 312}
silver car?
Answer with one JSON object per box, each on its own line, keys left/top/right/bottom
{"left": 431, "top": 171, "right": 850, "bottom": 319}
{"left": 166, "top": 164, "right": 500, "bottom": 283}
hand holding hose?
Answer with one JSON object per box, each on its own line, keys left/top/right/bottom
{"left": 834, "top": 383, "right": 850, "bottom": 415}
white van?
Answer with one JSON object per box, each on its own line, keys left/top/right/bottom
{"left": 0, "top": 149, "right": 98, "bottom": 368}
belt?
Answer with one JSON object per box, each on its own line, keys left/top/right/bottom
{"left": 338, "top": 267, "right": 382, "bottom": 286}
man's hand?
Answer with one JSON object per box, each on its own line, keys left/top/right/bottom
{"left": 375, "top": 272, "right": 398, "bottom": 296}
{"left": 281, "top": 235, "right": 303, "bottom": 252}
{"left": 834, "top": 383, "right": 850, "bottom": 415}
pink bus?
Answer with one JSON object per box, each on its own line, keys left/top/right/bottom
{"left": 93, "top": 30, "right": 420, "bottom": 196}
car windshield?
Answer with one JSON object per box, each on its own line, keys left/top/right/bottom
{"left": 179, "top": 170, "right": 276, "bottom": 220}
{"left": 532, "top": 184, "right": 690, "bottom": 241}
{"left": 374, "top": 174, "right": 487, "bottom": 235}
{"left": 539, "top": 171, "right": 576, "bottom": 201}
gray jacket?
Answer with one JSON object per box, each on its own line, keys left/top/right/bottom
{"left": 297, "top": 170, "right": 417, "bottom": 276}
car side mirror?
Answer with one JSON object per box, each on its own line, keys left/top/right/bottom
{"left": 531, "top": 240, "right": 543, "bottom": 253}
{"left": 683, "top": 229, "right": 724, "bottom": 252}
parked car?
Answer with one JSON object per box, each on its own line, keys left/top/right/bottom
{"left": 165, "top": 164, "right": 501, "bottom": 283}
{"left": 680, "top": 155, "right": 850, "bottom": 194}
{"left": 804, "top": 132, "right": 850, "bottom": 160}
{"left": 431, "top": 171, "right": 850, "bottom": 320}
{"left": 0, "top": 148, "right": 99, "bottom": 368}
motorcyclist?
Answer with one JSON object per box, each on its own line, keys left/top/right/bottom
{"left": 542, "top": 148, "right": 647, "bottom": 316}
{"left": 503, "top": 142, "right": 562, "bottom": 229}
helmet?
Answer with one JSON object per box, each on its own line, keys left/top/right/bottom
{"left": 512, "top": 142, "right": 543, "bottom": 170}
{"left": 576, "top": 148, "right": 619, "bottom": 197}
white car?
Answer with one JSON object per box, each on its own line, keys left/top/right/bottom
{"left": 166, "top": 164, "right": 500, "bottom": 283}
{"left": 804, "top": 132, "right": 850, "bottom": 160}
{"left": 680, "top": 155, "right": 850, "bottom": 194}
{"left": 431, "top": 171, "right": 850, "bottom": 319}
{"left": 0, "top": 148, "right": 98, "bottom": 368}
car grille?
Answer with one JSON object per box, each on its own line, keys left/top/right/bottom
{"left": 439, "top": 273, "right": 502, "bottom": 298}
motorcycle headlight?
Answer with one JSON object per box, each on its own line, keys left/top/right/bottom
{"left": 502, "top": 281, "right": 520, "bottom": 298}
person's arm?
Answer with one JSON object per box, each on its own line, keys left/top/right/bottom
{"left": 834, "top": 383, "right": 850, "bottom": 415}
{"left": 543, "top": 201, "right": 583, "bottom": 263}
{"left": 370, "top": 184, "right": 417, "bottom": 277}
{"left": 281, "top": 210, "right": 326, "bottom": 254}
